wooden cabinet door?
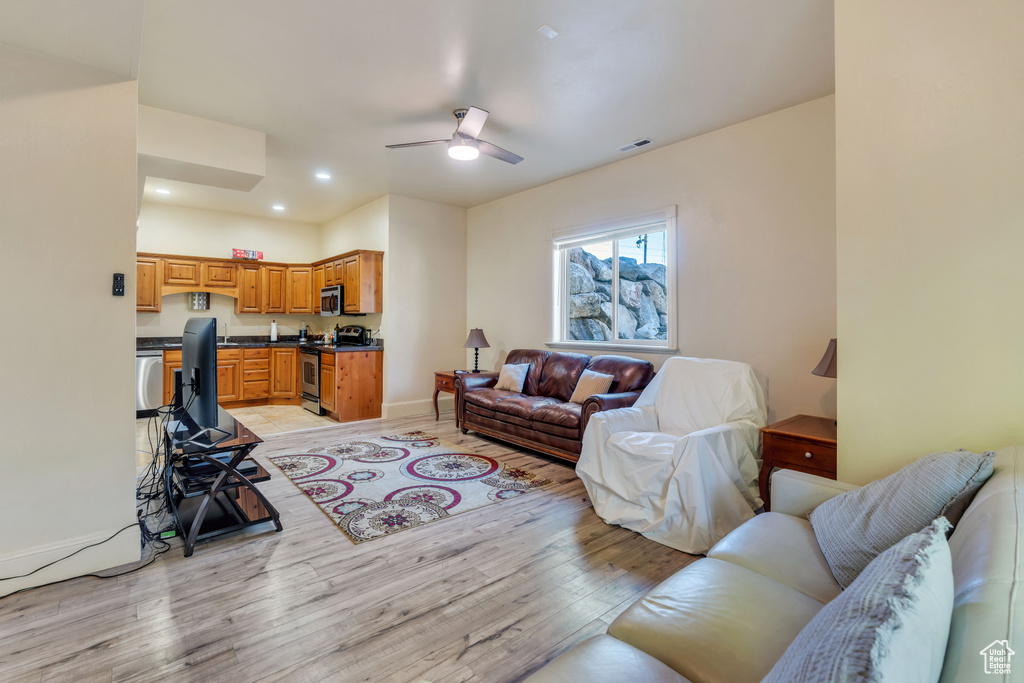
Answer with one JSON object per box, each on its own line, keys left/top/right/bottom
{"left": 335, "top": 351, "right": 383, "bottom": 421}
{"left": 323, "top": 261, "right": 335, "bottom": 287}
{"left": 343, "top": 253, "right": 383, "bottom": 314}
{"left": 216, "top": 350, "right": 242, "bottom": 402}
{"left": 261, "top": 266, "right": 287, "bottom": 314}
{"left": 162, "top": 350, "right": 182, "bottom": 406}
{"left": 319, "top": 361, "right": 336, "bottom": 412}
{"left": 235, "top": 264, "right": 262, "bottom": 314}
{"left": 201, "top": 261, "right": 238, "bottom": 288}
{"left": 286, "top": 266, "right": 313, "bottom": 314}
{"left": 312, "top": 265, "right": 325, "bottom": 313}
{"left": 163, "top": 258, "right": 201, "bottom": 286}
{"left": 270, "top": 348, "right": 297, "bottom": 398}
{"left": 342, "top": 256, "right": 359, "bottom": 313}
{"left": 136, "top": 258, "right": 162, "bottom": 312}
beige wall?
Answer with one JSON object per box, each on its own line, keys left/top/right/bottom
{"left": 0, "top": 48, "right": 140, "bottom": 594}
{"left": 386, "top": 196, "right": 468, "bottom": 416}
{"left": 467, "top": 97, "right": 837, "bottom": 423}
{"left": 138, "top": 203, "right": 321, "bottom": 263}
{"left": 835, "top": 1, "right": 1024, "bottom": 483}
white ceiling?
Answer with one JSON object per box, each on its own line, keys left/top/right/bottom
{"left": 4, "top": 1, "right": 835, "bottom": 225}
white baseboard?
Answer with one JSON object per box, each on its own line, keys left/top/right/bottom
{"left": 383, "top": 395, "right": 454, "bottom": 420}
{"left": 0, "top": 525, "right": 141, "bottom": 597}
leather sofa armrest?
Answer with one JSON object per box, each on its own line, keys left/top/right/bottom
{"left": 455, "top": 372, "right": 498, "bottom": 392}
{"left": 581, "top": 391, "right": 643, "bottom": 434}
{"left": 770, "top": 469, "right": 860, "bottom": 518}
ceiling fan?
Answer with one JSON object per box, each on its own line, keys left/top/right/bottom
{"left": 386, "top": 107, "right": 523, "bottom": 164}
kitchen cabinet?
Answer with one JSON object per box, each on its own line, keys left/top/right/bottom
{"left": 235, "top": 263, "right": 262, "bottom": 314}
{"left": 241, "top": 348, "right": 270, "bottom": 400}
{"left": 136, "top": 257, "right": 162, "bottom": 312}
{"left": 163, "top": 350, "right": 183, "bottom": 406}
{"left": 216, "top": 349, "right": 242, "bottom": 402}
{"left": 270, "top": 348, "right": 298, "bottom": 398}
{"left": 319, "top": 352, "right": 336, "bottom": 412}
{"left": 323, "top": 261, "right": 336, "bottom": 287}
{"left": 286, "top": 267, "right": 313, "bottom": 314}
{"left": 201, "top": 261, "right": 238, "bottom": 288}
{"left": 312, "top": 265, "right": 325, "bottom": 313}
{"left": 342, "top": 252, "right": 383, "bottom": 314}
{"left": 163, "top": 258, "right": 201, "bottom": 287}
{"left": 261, "top": 266, "right": 287, "bottom": 314}
{"left": 327, "top": 350, "right": 383, "bottom": 421}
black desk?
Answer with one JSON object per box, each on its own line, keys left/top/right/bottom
{"left": 164, "top": 406, "right": 283, "bottom": 557}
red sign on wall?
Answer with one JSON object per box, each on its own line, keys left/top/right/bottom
{"left": 232, "top": 249, "right": 263, "bottom": 260}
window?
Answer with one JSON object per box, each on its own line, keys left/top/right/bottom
{"left": 552, "top": 207, "right": 676, "bottom": 350}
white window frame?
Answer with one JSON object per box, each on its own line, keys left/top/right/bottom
{"left": 549, "top": 206, "right": 677, "bottom": 353}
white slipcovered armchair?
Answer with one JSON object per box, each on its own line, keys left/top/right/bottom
{"left": 576, "top": 356, "right": 768, "bottom": 554}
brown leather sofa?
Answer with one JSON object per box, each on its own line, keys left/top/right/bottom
{"left": 455, "top": 349, "right": 655, "bottom": 462}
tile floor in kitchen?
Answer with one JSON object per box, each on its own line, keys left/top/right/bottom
{"left": 135, "top": 404, "right": 338, "bottom": 468}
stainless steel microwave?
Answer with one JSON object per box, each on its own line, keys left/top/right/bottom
{"left": 320, "top": 285, "right": 342, "bottom": 316}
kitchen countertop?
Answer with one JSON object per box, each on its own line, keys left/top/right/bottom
{"left": 136, "top": 336, "right": 383, "bottom": 352}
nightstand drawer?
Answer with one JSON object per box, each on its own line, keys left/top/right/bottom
{"left": 435, "top": 374, "right": 456, "bottom": 393}
{"left": 765, "top": 436, "right": 837, "bottom": 472}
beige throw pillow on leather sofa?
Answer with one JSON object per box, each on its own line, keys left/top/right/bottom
{"left": 809, "top": 449, "right": 994, "bottom": 588}
{"left": 494, "top": 363, "right": 529, "bottom": 393}
{"left": 569, "top": 369, "right": 614, "bottom": 404}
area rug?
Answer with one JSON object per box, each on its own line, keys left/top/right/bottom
{"left": 269, "top": 431, "right": 553, "bottom": 544}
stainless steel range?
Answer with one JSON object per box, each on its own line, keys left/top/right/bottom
{"left": 299, "top": 349, "right": 321, "bottom": 414}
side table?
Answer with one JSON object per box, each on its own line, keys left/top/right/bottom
{"left": 759, "top": 414, "right": 837, "bottom": 511}
{"left": 433, "top": 371, "right": 467, "bottom": 425}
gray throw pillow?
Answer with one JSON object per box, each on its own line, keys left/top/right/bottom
{"left": 810, "top": 450, "right": 994, "bottom": 588}
{"left": 764, "top": 517, "right": 954, "bottom": 682}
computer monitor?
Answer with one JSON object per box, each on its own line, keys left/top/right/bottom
{"left": 181, "top": 316, "right": 219, "bottom": 430}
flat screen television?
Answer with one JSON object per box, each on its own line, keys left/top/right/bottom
{"left": 181, "top": 316, "right": 219, "bottom": 432}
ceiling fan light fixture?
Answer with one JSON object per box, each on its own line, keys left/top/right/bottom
{"left": 447, "top": 137, "right": 480, "bottom": 161}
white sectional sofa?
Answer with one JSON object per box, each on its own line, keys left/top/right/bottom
{"left": 525, "top": 445, "right": 1023, "bottom": 683}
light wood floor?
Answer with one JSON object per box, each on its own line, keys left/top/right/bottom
{"left": 6, "top": 412, "right": 699, "bottom": 683}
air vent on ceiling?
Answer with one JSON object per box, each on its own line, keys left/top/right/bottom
{"left": 618, "top": 138, "right": 653, "bottom": 152}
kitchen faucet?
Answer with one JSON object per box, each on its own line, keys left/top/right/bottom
{"left": 222, "top": 322, "right": 229, "bottom": 344}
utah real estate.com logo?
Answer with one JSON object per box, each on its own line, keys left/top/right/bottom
{"left": 980, "top": 640, "right": 1014, "bottom": 675}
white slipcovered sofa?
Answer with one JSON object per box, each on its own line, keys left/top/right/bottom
{"left": 525, "top": 445, "right": 1023, "bottom": 683}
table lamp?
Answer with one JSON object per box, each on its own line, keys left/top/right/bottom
{"left": 463, "top": 328, "right": 490, "bottom": 373}
{"left": 812, "top": 338, "right": 837, "bottom": 378}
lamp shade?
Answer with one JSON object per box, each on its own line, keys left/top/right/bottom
{"left": 463, "top": 328, "right": 490, "bottom": 349}
{"left": 812, "top": 338, "right": 838, "bottom": 378}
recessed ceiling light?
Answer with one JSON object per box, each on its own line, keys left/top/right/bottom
{"left": 315, "top": 172, "right": 331, "bottom": 180}
{"left": 155, "top": 189, "right": 170, "bottom": 195}
{"left": 537, "top": 25, "right": 559, "bottom": 39}
{"left": 272, "top": 204, "right": 285, "bottom": 211}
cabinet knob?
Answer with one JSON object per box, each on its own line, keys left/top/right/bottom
{"left": 804, "top": 452, "right": 813, "bottom": 459}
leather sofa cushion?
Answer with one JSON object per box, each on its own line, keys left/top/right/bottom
{"left": 708, "top": 512, "right": 841, "bottom": 604}
{"left": 493, "top": 395, "right": 561, "bottom": 420}
{"left": 532, "top": 402, "right": 582, "bottom": 429}
{"left": 609, "top": 558, "right": 823, "bottom": 683}
{"left": 505, "top": 349, "right": 551, "bottom": 396}
{"left": 522, "top": 634, "right": 692, "bottom": 683}
{"left": 463, "top": 388, "right": 519, "bottom": 411}
{"left": 587, "top": 354, "right": 655, "bottom": 393}
{"left": 537, "top": 352, "right": 591, "bottom": 402}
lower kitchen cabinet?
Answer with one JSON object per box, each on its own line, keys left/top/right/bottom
{"left": 241, "top": 348, "right": 270, "bottom": 399}
{"left": 319, "top": 352, "right": 336, "bottom": 412}
{"left": 270, "top": 348, "right": 298, "bottom": 398}
{"left": 323, "top": 350, "right": 383, "bottom": 422}
{"left": 216, "top": 349, "right": 242, "bottom": 402}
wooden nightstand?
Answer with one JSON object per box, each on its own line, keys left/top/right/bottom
{"left": 433, "top": 371, "right": 466, "bottom": 424}
{"left": 759, "top": 414, "right": 837, "bottom": 510}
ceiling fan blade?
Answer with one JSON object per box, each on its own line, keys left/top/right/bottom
{"left": 385, "top": 140, "right": 449, "bottom": 149}
{"left": 478, "top": 139, "right": 524, "bottom": 165}
{"left": 456, "top": 107, "right": 489, "bottom": 139}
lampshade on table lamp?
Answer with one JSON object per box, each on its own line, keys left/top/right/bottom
{"left": 812, "top": 338, "right": 838, "bottom": 378}
{"left": 464, "top": 329, "right": 490, "bottom": 373}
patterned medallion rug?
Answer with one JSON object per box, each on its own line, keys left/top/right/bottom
{"left": 269, "top": 431, "right": 553, "bottom": 543}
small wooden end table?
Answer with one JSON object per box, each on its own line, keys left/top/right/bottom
{"left": 433, "top": 371, "right": 467, "bottom": 425}
{"left": 759, "top": 414, "right": 837, "bottom": 511}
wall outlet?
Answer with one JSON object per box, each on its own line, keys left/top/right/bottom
{"left": 112, "top": 272, "right": 125, "bottom": 296}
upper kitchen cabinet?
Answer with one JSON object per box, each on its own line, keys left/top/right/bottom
{"left": 312, "top": 265, "right": 325, "bottom": 313}
{"left": 163, "top": 258, "right": 201, "bottom": 287}
{"left": 261, "top": 265, "right": 288, "bottom": 314}
{"left": 136, "top": 257, "right": 162, "bottom": 312}
{"left": 201, "top": 261, "right": 238, "bottom": 288}
{"left": 342, "top": 251, "right": 383, "bottom": 314}
{"left": 286, "top": 266, "right": 313, "bottom": 314}
{"left": 236, "top": 263, "right": 262, "bottom": 314}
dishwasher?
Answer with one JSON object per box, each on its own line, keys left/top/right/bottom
{"left": 136, "top": 349, "right": 164, "bottom": 416}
